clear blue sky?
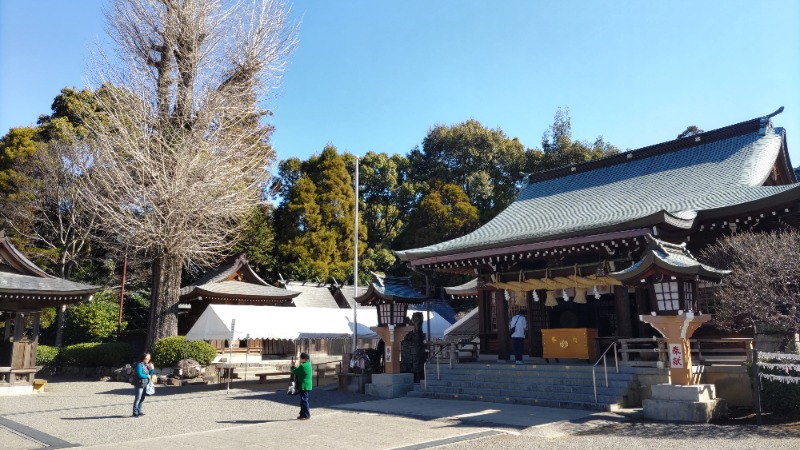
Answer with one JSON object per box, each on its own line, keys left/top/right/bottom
{"left": 2, "top": 1, "right": 799, "bottom": 165}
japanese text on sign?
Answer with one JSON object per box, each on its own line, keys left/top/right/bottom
{"left": 669, "top": 343, "right": 684, "bottom": 368}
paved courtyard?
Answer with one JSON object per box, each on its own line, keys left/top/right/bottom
{"left": 1, "top": 378, "right": 799, "bottom": 449}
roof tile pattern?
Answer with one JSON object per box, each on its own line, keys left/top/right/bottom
{"left": 397, "top": 123, "right": 795, "bottom": 261}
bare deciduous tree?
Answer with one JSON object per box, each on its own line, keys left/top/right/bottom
{"left": 700, "top": 228, "right": 800, "bottom": 339}
{"left": 78, "top": 0, "right": 298, "bottom": 348}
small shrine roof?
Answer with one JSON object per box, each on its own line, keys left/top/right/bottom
{"left": 610, "top": 235, "right": 730, "bottom": 282}
{"left": 0, "top": 233, "right": 100, "bottom": 307}
{"left": 180, "top": 254, "right": 298, "bottom": 301}
{"left": 354, "top": 273, "right": 429, "bottom": 305}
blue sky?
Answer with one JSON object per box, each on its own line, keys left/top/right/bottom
{"left": 2, "top": 1, "right": 799, "bottom": 166}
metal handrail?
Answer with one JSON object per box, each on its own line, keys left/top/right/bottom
{"left": 423, "top": 342, "right": 455, "bottom": 392}
{"left": 592, "top": 341, "right": 619, "bottom": 403}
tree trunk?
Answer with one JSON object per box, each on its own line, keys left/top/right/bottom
{"left": 146, "top": 253, "right": 183, "bottom": 350}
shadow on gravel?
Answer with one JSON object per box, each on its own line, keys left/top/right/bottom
{"left": 216, "top": 419, "right": 281, "bottom": 424}
{"left": 575, "top": 420, "right": 800, "bottom": 440}
{"left": 62, "top": 415, "right": 131, "bottom": 420}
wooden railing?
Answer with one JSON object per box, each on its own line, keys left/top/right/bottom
{"left": 612, "top": 337, "right": 752, "bottom": 367}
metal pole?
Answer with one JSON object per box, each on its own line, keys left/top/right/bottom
{"left": 118, "top": 247, "right": 128, "bottom": 335}
{"left": 227, "top": 319, "right": 235, "bottom": 393}
{"left": 751, "top": 326, "right": 762, "bottom": 426}
{"left": 244, "top": 333, "right": 250, "bottom": 384}
{"left": 353, "top": 155, "right": 359, "bottom": 352}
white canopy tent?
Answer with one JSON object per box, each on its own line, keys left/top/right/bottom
{"left": 185, "top": 304, "right": 450, "bottom": 341}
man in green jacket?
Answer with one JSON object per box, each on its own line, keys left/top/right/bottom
{"left": 290, "top": 352, "right": 313, "bottom": 420}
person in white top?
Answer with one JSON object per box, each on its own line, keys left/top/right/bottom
{"left": 509, "top": 311, "right": 527, "bottom": 365}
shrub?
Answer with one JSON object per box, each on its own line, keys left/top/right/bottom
{"left": 64, "top": 290, "right": 127, "bottom": 343}
{"left": 36, "top": 344, "right": 58, "bottom": 366}
{"left": 62, "top": 342, "right": 131, "bottom": 367}
{"left": 152, "top": 336, "right": 217, "bottom": 367}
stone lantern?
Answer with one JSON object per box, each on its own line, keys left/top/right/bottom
{"left": 354, "top": 274, "right": 428, "bottom": 398}
{"left": 610, "top": 234, "right": 729, "bottom": 422}
{"left": 354, "top": 274, "right": 428, "bottom": 375}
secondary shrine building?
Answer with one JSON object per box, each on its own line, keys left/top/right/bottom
{"left": 396, "top": 108, "right": 799, "bottom": 361}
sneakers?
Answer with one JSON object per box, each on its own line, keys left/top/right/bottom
{"left": 297, "top": 416, "right": 310, "bottom": 420}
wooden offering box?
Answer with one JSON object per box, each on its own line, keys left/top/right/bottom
{"left": 542, "top": 328, "right": 598, "bottom": 361}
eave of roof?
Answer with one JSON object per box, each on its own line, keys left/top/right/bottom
{"left": 0, "top": 272, "right": 100, "bottom": 297}
{"left": 180, "top": 280, "right": 299, "bottom": 301}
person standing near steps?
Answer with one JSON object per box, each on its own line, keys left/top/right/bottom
{"left": 290, "top": 352, "right": 313, "bottom": 420}
{"left": 509, "top": 310, "right": 527, "bottom": 365}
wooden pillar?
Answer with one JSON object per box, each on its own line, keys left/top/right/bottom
{"left": 495, "top": 290, "right": 510, "bottom": 361}
{"left": 13, "top": 313, "right": 24, "bottom": 341}
{"left": 613, "top": 286, "right": 633, "bottom": 337}
{"left": 635, "top": 287, "right": 652, "bottom": 337}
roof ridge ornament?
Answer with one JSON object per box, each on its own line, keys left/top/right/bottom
{"left": 759, "top": 106, "right": 784, "bottom": 136}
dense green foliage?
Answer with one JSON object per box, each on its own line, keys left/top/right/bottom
{"left": 61, "top": 342, "right": 131, "bottom": 367}
{"left": 64, "top": 290, "right": 126, "bottom": 343}
{"left": 152, "top": 336, "right": 217, "bottom": 367}
{"left": 36, "top": 344, "right": 59, "bottom": 366}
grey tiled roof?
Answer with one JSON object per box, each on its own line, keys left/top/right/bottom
{"left": 0, "top": 271, "right": 99, "bottom": 295}
{"left": 189, "top": 280, "right": 299, "bottom": 298}
{"left": 336, "top": 285, "right": 375, "bottom": 310}
{"left": 180, "top": 254, "right": 299, "bottom": 301}
{"left": 396, "top": 117, "right": 796, "bottom": 261}
{"left": 284, "top": 282, "right": 340, "bottom": 308}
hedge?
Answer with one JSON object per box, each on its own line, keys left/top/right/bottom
{"left": 36, "top": 344, "right": 59, "bottom": 366}
{"left": 152, "top": 336, "right": 217, "bottom": 367}
{"left": 61, "top": 342, "right": 131, "bottom": 367}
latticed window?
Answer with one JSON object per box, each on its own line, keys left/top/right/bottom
{"left": 653, "top": 281, "right": 680, "bottom": 311}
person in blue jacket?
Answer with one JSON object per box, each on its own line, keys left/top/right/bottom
{"left": 133, "top": 352, "right": 155, "bottom": 417}
{"left": 290, "top": 352, "right": 313, "bottom": 420}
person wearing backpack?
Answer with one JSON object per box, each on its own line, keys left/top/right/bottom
{"left": 132, "top": 352, "right": 155, "bottom": 417}
{"left": 290, "top": 352, "right": 313, "bottom": 420}
{"left": 509, "top": 310, "right": 527, "bottom": 365}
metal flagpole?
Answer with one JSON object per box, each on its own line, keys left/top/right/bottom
{"left": 353, "top": 156, "right": 359, "bottom": 352}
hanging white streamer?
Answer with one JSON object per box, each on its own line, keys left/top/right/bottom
{"left": 759, "top": 373, "right": 800, "bottom": 384}
{"left": 757, "top": 362, "right": 800, "bottom": 373}
{"left": 759, "top": 352, "right": 800, "bottom": 362}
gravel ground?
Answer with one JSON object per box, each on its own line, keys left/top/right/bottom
{"left": 0, "top": 377, "right": 370, "bottom": 448}
{"left": 3, "top": 377, "right": 800, "bottom": 450}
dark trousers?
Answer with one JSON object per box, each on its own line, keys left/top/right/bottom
{"left": 512, "top": 337, "right": 524, "bottom": 362}
{"left": 299, "top": 390, "right": 310, "bottom": 418}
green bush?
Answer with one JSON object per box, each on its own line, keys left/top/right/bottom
{"left": 152, "top": 336, "right": 217, "bottom": 367}
{"left": 62, "top": 342, "right": 131, "bottom": 367}
{"left": 64, "top": 290, "right": 127, "bottom": 343}
{"left": 36, "top": 344, "right": 58, "bottom": 366}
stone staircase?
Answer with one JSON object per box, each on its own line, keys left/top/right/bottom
{"left": 408, "top": 362, "right": 659, "bottom": 411}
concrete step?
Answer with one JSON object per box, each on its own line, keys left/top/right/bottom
{"left": 428, "top": 373, "right": 634, "bottom": 388}
{"left": 419, "top": 379, "right": 630, "bottom": 395}
{"left": 407, "top": 390, "right": 621, "bottom": 412}
{"left": 414, "top": 383, "right": 624, "bottom": 404}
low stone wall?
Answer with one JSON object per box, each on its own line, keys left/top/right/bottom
{"left": 694, "top": 365, "right": 751, "bottom": 407}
